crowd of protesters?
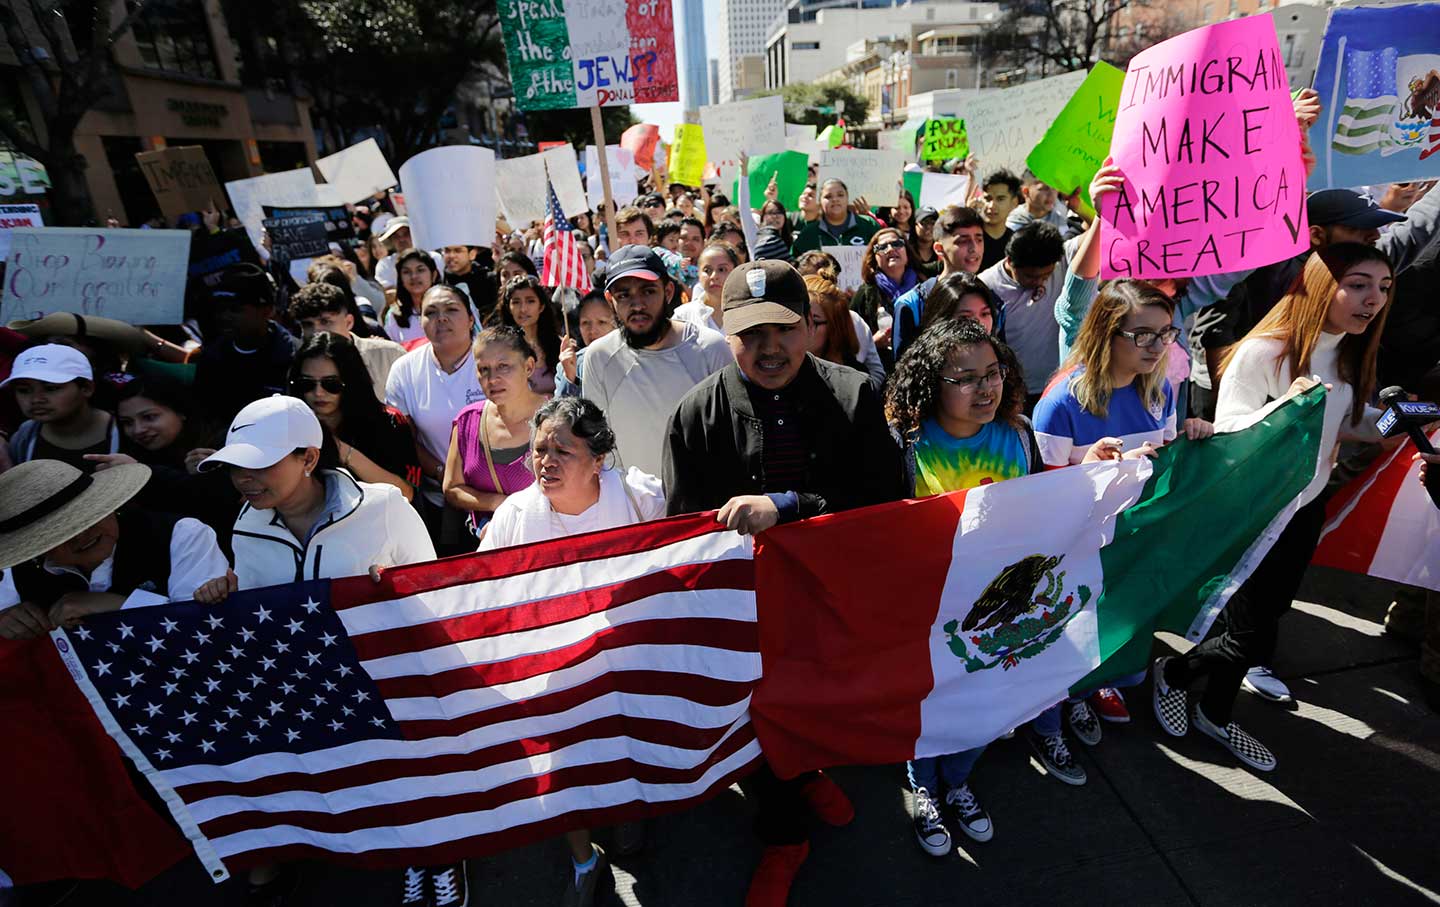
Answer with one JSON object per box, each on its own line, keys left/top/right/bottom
{"left": 2, "top": 84, "right": 1440, "bottom": 907}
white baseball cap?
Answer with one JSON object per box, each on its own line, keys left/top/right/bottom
{"left": 1, "top": 343, "right": 93, "bottom": 387}
{"left": 200, "top": 395, "right": 324, "bottom": 472}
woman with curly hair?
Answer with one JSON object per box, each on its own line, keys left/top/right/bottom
{"left": 884, "top": 318, "right": 1115, "bottom": 857}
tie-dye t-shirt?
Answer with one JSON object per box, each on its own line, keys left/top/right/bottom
{"left": 912, "top": 417, "right": 1029, "bottom": 497}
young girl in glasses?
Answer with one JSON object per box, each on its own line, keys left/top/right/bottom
{"left": 287, "top": 332, "right": 420, "bottom": 500}
{"left": 1028, "top": 279, "right": 1215, "bottom": 760}
{"left": 884, "top": 318, "right": 1116, "bottom": 856}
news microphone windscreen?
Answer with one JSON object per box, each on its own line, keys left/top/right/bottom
{"left": 1378, "top": 386, "right": 1406, "bottom": 407}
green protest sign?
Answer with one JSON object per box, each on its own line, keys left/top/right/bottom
{"left": 1025, "top": 61, "right": 1124, "bottom": 207}
{"left": 921, "top": 118, "right": 969, "bottom": 162}
{"left": 731, "top": 150, "right": 810, "bottom": 211}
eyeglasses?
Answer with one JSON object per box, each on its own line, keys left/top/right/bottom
{"left": 939, "top": 364, "right": 1007, "bottom": 393}
{"left": 874, "top": 239, "right": 907, "bottom": 253}
{"left": 1116, "top": 326, "right": 1181, "bottom": 349}
{"left": 291, "top": 376, "right": 345, "bottom": 394}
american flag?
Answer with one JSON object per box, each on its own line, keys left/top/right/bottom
{"left": 53, "top": 515, "right": 759, "bottom": 879}
{"left": 541, "top": 182, "right": 592, "bottom": 291}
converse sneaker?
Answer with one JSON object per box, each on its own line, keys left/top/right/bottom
{"left": 1028, "top": 731, "right": 1087, "bottom": 785}
{"left": 1065, "top": 699, "right": 1102, "bottom": 746}
{"left": 399, "top": 866, "right": 429, "bottom": 906}
{"left": 1090, "top": 686, "right": 1131, "bottom": 723}
{"left": 1193, "top": 707, "right": 1277, "bottom": 772}
{"left": 1241, "top": 666, "right": 1293, "bottom": 704}
{"left": 910, "top": 787, "right": 952, "bottom": 856}
{"left": 429, "top": 862, "right": 468, "bottom": 907}
{"left": 1152, "top": 656, "right": 1188, "bottom": 737}
{"left": 944, "top": 784, "right": 993, "bottom": 843}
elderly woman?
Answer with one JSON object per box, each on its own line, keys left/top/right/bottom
{"left": 478, "top": 396, "right": 663, "bottom": 906}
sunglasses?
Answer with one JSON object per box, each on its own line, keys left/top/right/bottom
{"left": 874, "top": 239, "right": 907, "bottom": 253}
{"left": 291, "top": 376, "right": 345, "bottom": 394}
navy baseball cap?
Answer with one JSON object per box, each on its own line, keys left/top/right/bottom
{"left": 1306, "top": 189, "right": 1406, "bottom": 229}
{"left": 604, "top": 245, "right": 667, "bottom": 289}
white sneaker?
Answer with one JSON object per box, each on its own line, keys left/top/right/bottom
{"left": 1242, "top": 666, "right": 1293, "bottom": 703}
{"left": 1152, "top": 656, "right": 1188, "bottom": 737}
{"left": 1193, "top": 707, "right": 1277, "bottom": 772}
{"left": 911, "top": 787, "right": 952, "bottom": 856}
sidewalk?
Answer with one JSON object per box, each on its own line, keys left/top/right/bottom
{"left": 49, "top": 567, "right": 1440, "bottom": 906}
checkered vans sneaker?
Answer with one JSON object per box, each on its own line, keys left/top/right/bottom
{"left": 1193, "top": 707, "right": 1277, "bottom": 772}
{"left": 1152, "top": 656, "right": 1188, "bottom": 737}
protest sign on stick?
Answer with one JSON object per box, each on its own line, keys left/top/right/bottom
{"left": 398, "top": 146, "right": 497, "bottom": 250}
{"left": 700, "top": 96, "right": 786, "bottom": 164}
{"left": 1026, "top": 61, "right": 1124, "bottom": 205}
{"left": 1, "top": 228, "right": 190, "bottom": 324}
{"left": 816, "top": 148, "right": 910, "bottom": 204}
{"left": 921, "top": 118, "right": 969, "bottom": 162}
{"left": 0, "top": 203, "right": 42, "bottom": 259}
{"left": 135, "top": 146, "right": 220, "bottom": 223}
{"left": 314, "top": 139, "right": 398, "bottom": 204}
{"left": 1100, "top": 17, "right": 1308, "bottom": 279}
{"left": 960, "top": 71, "right": 1088, "bottom": 177}
{"left": 262, "top": 212, "right": 330, "bottom": 264}
{"left": 1307, "top": 4, "right": 1440, "bottom": 189}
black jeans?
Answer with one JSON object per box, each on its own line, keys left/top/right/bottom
{"left": 741, "top": 761, "right": 816, "bottom": 846}
{"left": 1165, "top": 495, "right": 1327, "bottom": 725}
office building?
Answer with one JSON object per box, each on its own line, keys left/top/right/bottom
{"left": 679, "top": 0, "right": 711, "bottom": 109}
{"left": 718, "top": 0, "right": 787, "bottom": 103}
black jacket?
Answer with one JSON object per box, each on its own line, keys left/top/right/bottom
{"left": 663, "top": 355, "right": 905, "bottom": 520}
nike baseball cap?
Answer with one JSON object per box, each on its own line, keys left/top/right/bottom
{"left": 200, "top": 395, "right": 324, "bottom": 472}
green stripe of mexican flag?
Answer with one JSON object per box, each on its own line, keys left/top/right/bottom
{"left": 751, "top": 387, "right": 1324, "bottom": 777}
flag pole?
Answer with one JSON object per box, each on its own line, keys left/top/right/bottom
{"left": 590, "top": 104, "right": 620, "bottom": 245}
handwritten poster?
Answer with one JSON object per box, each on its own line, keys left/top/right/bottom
{"left": 822, "top": 245, "right": 865, "bottom": 293}
{"left": 497, "top": 0, "right": 677, "bottom": 110}
{"left": 960, "top": 71, "right": 1088, "bottom": 177}
{"left": 1026, "top": 61, "right": 1124, "bottom": 202}
{"left": 1, "top": 228, "right": 190, "bottom": 325}
{"left": 700, "top": 95, "right": 786, "bottom": 164}
{"left": 816, "top": 148, "right": 910, "bottom": 204}
{"left": 314, "top": 138, "right": 398, "bottom": 204}
{"left": 585, "top": 144, "right": 639, "bottom": 208}
{"left": 398, "top": 147, "right": 497, "bottom": 250}
{"left": 263, "top": 204, "right": 355, "bottom": 248}
{"left": 263, "top": 212, "right": 330, "bottom": 264}
{"left": 921, "top": 118, "right": 969, "bottom": 162}
{"left": 669, "top": 123, "right": 707, "bottom": 186}
{"left": 1307, "top": 4, "right": 1440, "bottom": 189}
{"left": 225, "top": 169, "right": 320, "bottom": 250}
{"left": 1100, "top": 17, "right": 1308, "bottom": 279}
{"left": 0, "top": 203, "right": 42, "bottom": 259}
{"left": 134, "top": 146, "right": 220, "bottom": 222}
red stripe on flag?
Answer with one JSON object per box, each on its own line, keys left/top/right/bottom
{"left": 334, "top": 513, "right": 730, "bottom": 608}
{"left": 194, "top": 723, "right": 756, "bottom": 839}
{"left": 351, "top": 559, "right": 754, "bottom": 661}
{"left": 1313, "top": 438, "right": 1423, "bottom": 573}
{"left": 750, "top": 493, "right": 968, "bottom": 778}
{"left": 373, "top": 617, "right": 759, "bottom": 700}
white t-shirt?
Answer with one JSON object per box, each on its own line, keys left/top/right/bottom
{"left": 580, "top": 319, "right": 732, "bottom": 479}
{"left": 479, "top": 467, "right": 666, "bottom": 550}
{"left": 673, "top": 299, "right": 722, "bottom": 333}
{"left": 374, "top": 249, "right": 445, "bottom": 290}
{"left": 385, "top": 345, "right": 485, "bottom": 503}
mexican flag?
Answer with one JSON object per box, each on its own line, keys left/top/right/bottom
{"left": 750, "top": 387, "right": 1326, "bottom": 777}
{"left": 1312, "top": 428, "right": 1440, "bottom": 591}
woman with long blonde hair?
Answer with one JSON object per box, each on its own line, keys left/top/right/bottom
{"left": 1031, "top": 278, "right": 1214, "bottom": 754}
{"left": 1154, "top": 243, "right": 1391, "bottom": 772}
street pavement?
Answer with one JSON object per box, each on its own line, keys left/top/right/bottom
{"left": 30, "top": 566, "right": 1440, "bottom": 906}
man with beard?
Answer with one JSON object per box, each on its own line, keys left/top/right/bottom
{"left": 580, "top": 245, "right": 731, "bottom": 479}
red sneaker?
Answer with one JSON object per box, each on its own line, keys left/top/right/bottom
{"left": 800, "top": 771, "right": 854, "bottom": 827}
{"left": 745, "top": 842, "right": 810, "bottom": 907}
{"left": 1090, "top": 687, "right": 1131, "bottom": 723}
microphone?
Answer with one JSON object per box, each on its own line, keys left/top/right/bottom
{"left": 1377, "top": 386, "right": 1440, "bottom": 509}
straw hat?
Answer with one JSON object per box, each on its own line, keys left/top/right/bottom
{"left": 6, "top": 313, "right": 150, "bottom": 354}
{"left": 0, "top": 460, "right": 151, "bottom": 571}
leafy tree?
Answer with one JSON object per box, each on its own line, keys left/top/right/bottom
{"left": 0, "top": 0, "right": 151, "bottom": 225}
{"left": 755, "top": 81, "right": 870, "bottom": 130}
{"left": 522, "top": 105, "right": 637, "bottom": 152}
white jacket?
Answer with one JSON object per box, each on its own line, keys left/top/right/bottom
{"left": 232, "top": 469, "right": 436, "bottom": 590}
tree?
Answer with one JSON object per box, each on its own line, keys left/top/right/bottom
{"left": 983, "top": 0, "right": 1169, "bottom": 76}
{"left": 522, "top": 105, "right": 636, "bottom": 152}
{"left": 0, "top": 0, "right": 151, "bottom": 226}
{"left": 755, "top": 81, "right": 870, "bottom": 131}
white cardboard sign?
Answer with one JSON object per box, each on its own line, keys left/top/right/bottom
{"left": 701, "top": 95, "right": 786, "bottom": 164}
{"left": 0, "top": 203, "right": 43, "bottom": 259}
{"left": 225, "top": 169, "right": 321, "bottom": 250}
{"left": 495, "top": 153, "right": 551, "bottom": 225}
{"left": 398, "top": 146, "right": 497, "bottom": 250}
{"left": 315, "top": 138, "right": 399, "bottom": 204}
{"left": 1, "top": 227, "right": 191, "bottom": 325}
{"left": 541, "top": 144, "right": 589, "bottom": 218}
{"left": 585, "top": 144, "right": 639, "bottom": 208}
{"left": 816, "top": 148, "right": 910, "bottom": 206}
{"left": 917, "top": 172, "right": 970, "bottom": 210}
{"left": 959, "top": 71, "right": 1087, "bottom": 177}
{"left": 822, "top": 244, "right": 865, "bottom": 293}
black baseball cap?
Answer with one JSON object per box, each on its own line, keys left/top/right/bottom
{"left": 721, "top": 260, "right": 807, "bottom": 335}
{"left": 1306, "top": 189, "right": 1405, "bottom": 229}
{"left": 208, "top": 262, "right": 275, "bottom": 308}
{"left": 604, "top": 245, "right": 667, "bottom": 289}
{"left": 637, "top": 193, "right": 665, "bottom": 208}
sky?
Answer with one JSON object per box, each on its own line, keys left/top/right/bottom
{"left": 630, "top": 0, "right": 725, "bottom": 135}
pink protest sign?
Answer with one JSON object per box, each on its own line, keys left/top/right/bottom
{"left": 1099, "top": 17, "right": 1308, "bottom": 280}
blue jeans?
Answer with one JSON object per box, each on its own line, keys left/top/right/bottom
{"left": 1031, "top": 669, "right": 1149, "bottom": 737}
{"left": 908, "top": 746, "right": 985, "bottom": 793}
